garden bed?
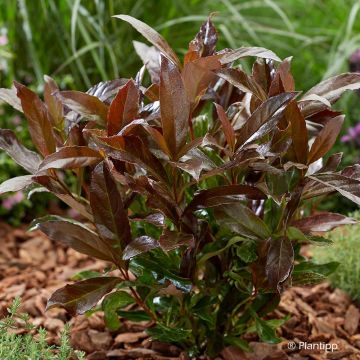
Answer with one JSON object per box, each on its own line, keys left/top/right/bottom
{"left": 1, "top": 222, "right": 360, "bottom": 360}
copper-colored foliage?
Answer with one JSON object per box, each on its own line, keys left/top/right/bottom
{"left": 2, "top": 13, "right": 360, "bottom": 357}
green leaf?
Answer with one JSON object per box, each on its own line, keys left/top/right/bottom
{"left": 71, "top": 270, "right": 101, "bottom": 281}
{"left": 287, "top": 226, "right": 332, "bottom": 245}
{"left": 46, "top": 277, "right": 120, "bottom": 315}
{"left": 198, "top": 236, "right": 243, "bottom": 266}
{"left": 132, "top": 255, "right": 192, "bottom": 292}
{"left": 117, "top": 310, "right": 151, "bottom": 322}
{"left": 224, "top": 336, "right": 251, "bottom": 352}
{"left": 236, "top": 240, "right": 258, "bottom": 263}
{"left": 293, "top": 261, "right": 339, "bottom": 277}
{"left": 254, "top": 316, "right": 281, "bottom": 344}
{"left": 214, "top": 203, "right": 271, "bottom": 241}
{"left": 147, "top": 323, "right": 191, "bottom": 343}
{"left": 102, "top": 291, "right": 135, "bottom": 330}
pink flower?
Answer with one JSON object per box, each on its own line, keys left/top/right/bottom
{"left": 12, "top": 115, "right": 22, "bottom": 126}
{"left": 0, "top": 35, "right": 8, "bottom": 46}
{"left": 2, "top": 192, "right": 24, "bottom": 210}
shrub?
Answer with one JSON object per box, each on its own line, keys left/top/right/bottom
{"left": 1, "top": 14, "right": 360, "bottom": 357}
{"left": 312, "top": 211, "right": 360, "bottom": 302}
{"left": 0, "top": 297, "right": 85, "bottom": 360}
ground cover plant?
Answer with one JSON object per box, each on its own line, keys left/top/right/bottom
{"left": 1, "top": 14, "right": 360, "bottom": 357}
{"left": 0, "top": 297, "right": 84, "bottom": 360}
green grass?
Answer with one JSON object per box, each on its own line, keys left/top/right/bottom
{"left": 2, "top": 0, "right": 360, "bottom": 91}
{"left": 312, "top": 211, "right": 360, "bottom": 302}
{"left": 1, "top": 0, "right": 360, "bottom": 215}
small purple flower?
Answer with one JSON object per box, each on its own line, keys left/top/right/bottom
{"left": 341, "top": 134, "right": 351, "bottom": 143}
{"left": 12, "top": 115, "right": 22, "bottom": 126}
{"left": 0, "top": 35, "right": 8, "bottom": 46}
{"left": 2, "top": 192, "right": 24, "bottom": 210}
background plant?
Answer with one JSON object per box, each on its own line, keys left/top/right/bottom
{"left": 312, "top": 211, "right": 360, "bottom": 303}
{"left": 1, "top": 13, "right": 360, "bottom": 357}
{"left": 2, "top": 0, "right": 360, "bottom": 219}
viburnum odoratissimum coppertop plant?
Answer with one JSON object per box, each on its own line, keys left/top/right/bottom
{"left": 1, "top": 14, "right": 360, "bottom": 357}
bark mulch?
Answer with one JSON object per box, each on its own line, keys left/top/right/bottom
{"left": 1, "top": 222, "right": 360, "bottom": 360}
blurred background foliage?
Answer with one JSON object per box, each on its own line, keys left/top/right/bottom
{"left": 1, "top": 0, "right": 360, "bottom": 223}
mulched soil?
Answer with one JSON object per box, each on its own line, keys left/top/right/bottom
{"left": 1, "top": 222, "right": 360, "bottom": 360}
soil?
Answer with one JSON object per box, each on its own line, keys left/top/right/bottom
{"left": 1, "top": 222, "right": 360, "bottom": 360}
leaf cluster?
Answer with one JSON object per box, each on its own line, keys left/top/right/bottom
{"left": 1, "top": 14, "right": 359, "bottom": 356}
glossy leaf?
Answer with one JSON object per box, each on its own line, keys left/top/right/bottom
{"left": 255, "top": 316, "right": 281, "bottom": 344}
{"left": 158, "top": 229, "right": 194, "bottom": 251}
{"left": 114, "top": 14, "right": 181, "bottom": 68}
{"left": 14, "top": 81, "right": 56, "bottom": 156}
{"left": 46, "top": 277, "right": 120, "bottom": 315}
{"left": 303, "top": 73, "right": 360, "bottom": 106}
{"left": 186, "top": 15, "right": 217, "bottom": 60}
{"left": 307, "top": 115, "right": 344, "bottom": 164}
{"left": 30, "top": 215, "right": 115, "bottom": 263}
{"left": 160, "top": 56, "right": 190, "bottom": 159}
{"left": 55, "top": 90, "right": 108, "bottom": 123}
{"left": 285, "top": 101, "right": 308, "bottom": 164}
{"left": 184, "top": 184, "right": 265, "bottom": 215}
{"left": 214, "top": 203, "right": 271, "bottom": 240}
{"left": 44, "top": 75, "right": 63, "bottom": 128}
{"left": 268, "top": 57, "right": 295, "bottom": 96}
{"left": 90, "top": 161, "right": 132, "bottom": 254}
{"left": 291, "top": 212, "right": 356, "bottom": 233}
{"left": 33, "top": 175, "right": 93, "bottom": 221}
{"left": 96, "top": 135, "right": 168, "bottom": 183}
{"left": 266, "top": 236, "right": 294, "bottom": 292}
{"left": 214, "top": 103, "right": 235, "bottom": 151}
{"left": 102, "top": 291, "right": 135, "bottom": 330}
{"left": 220, "top": 47, "right": 281, "bottom": 65}
{"left": 38, "top": 146, "right": 102, "bottom": 171}
{"left": 237, "top": 92, "right": 297, "bottom": 148}
{"left": 123, "top": 236, "right": 159, "bottom": 260}
{"left": 0, "top": 175, "right": 33, "bottom": 194}
{"left": 147, "top": 324, "right": 191, "bottom": 343}
{"left": 107, "top": 79, "right": 139, "bottom": 135}
{"left": 133, "top": 41, "right": 160, "bottom": 83}
{"left": 215, "top": 68, "right": 267, "bottom": 101}
{"left": 182, "top": 55, "right": 221, "bottom": 106}
{"left": 0, "top": 87, "right": 23, "bottom": 112}
{"left": 0, "top": 129, "right": 42, "bottom": 173}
